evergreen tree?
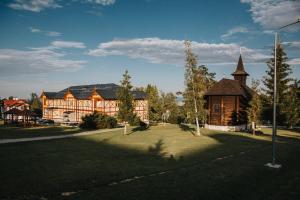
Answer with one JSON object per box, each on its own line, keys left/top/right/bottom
{"left": 117, "top": 70, "right": 134, "bottom": 135}
{"left": 29, "top": 93, "right": 42, "bottom": 117}
{"left": 282, "top": 80, "right": 300, "bottom": 128}
{"left": 183, "top": 40, "right": 215, "bottom": 135}
{"left": 247, "top": 79, "right": 262, "bottom": 135}
{"left": 263, "top": 42, "right": 292, "bottom": 124}
{"left": 145, "top": 84, "right": 161, "bottom": 122}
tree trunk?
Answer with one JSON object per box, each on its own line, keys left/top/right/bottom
{"left": 124, "top": 121, "right": 127, "bottom": 135}
{"left": 252, "top": 121, "right": 255, "bottom": 135}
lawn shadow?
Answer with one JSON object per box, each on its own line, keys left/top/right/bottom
{"left": 129, "top": 125, "right": 150, "bottom": 134}
{"left": 178, "top": 123, "right": 195, "bottom": 135}
{"left": 148, "top": 139, "right": 167, "bottom": 157}
{"left": 0, "top": 124, "right": 82, "bottom": 139}
{"left": 1, "top": 126, "right": 300, "bottom": 200}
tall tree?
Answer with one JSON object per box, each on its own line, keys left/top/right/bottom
{"left": 282, "top": 80, "right": 300, "bottom": 128}
{"left": 28, "top": 93, "right": 42, "bottom": 117}
{"left": 263, "top": 42, "right": 292, "bottom": 124}
{"left": 146, "top": 84, "right": 161, "bottom": 122}
{"left": 247, "top": 79, "right": 262, "bottom": 135}
{"left": 183, "top": 40, "right": 215, "bottom": 135}
{"left": 160, "top": 92, "right": 179, "bottom": 124}
{"left": 117, "top": 70, "right": 134, "bottom": 135}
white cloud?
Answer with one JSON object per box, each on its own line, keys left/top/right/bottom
{"left": 51, "top": 41, "right": 86, "bottom": 49}
{"left": 0, "top": 48, "right": 85, "bottom": 76}
{"left": 8, "top": 0, "right": 61, "bottom": 12}
{"left": 241, "top": 0, "right": 300, "bottom": 30}
{"left": 46, "top": 31, "right": 62, "bottom": 37}
{"left": 262, "top": 30, "right": 274, "bottom": 35}
{"left": 29, "top": 27, "right": 41, "bottom": 33}
{"left": 85, "top": 0, "right": 116, "bottom": 6}
{"left": 29, "top": 27, "right": 62, "bottom": 37}
{"left": 287, "top": 58, "right": 300, "bottom": 65}
{"left": 8, "top": 0, "right": 116, "bottom": 12}
{"left": 221, "top": 26, "right": 249, "bottom": 40}
{"left": 281, "top": 41, "right": 300, "bottom": 50}
{"left": 88, "top": 37, "right": 270, "bottom": 65}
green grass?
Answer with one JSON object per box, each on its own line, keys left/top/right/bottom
{"left": 0, "top": 124, "right": 300, "bottom": 200}
{"left": 0, "top": 124, "right": 83, "bottom": 139}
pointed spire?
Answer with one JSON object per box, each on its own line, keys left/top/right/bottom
{"left": 231, "top": 54, "right": 249, "bottom": 76}
{"left": 232, "top": 54, "right": 249, "bottom": 85}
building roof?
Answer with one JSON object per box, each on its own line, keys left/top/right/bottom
{"left": 4, "top": 108, "right": 22, "bottom": 115}
{"left": 42, "top": 83, "right": 147, "bottom": 100}
{"left": 205, "top": 78, "right": 253, "bottom": 98}
{"left": 4, "top": 99, "right": 27, "bottom": 107}
{"left": 231, "top": 55, "right": 249, "bottom": 76}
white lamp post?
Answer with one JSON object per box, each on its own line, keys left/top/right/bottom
{"left": 266, "top": 17, "right": 300, "bottom": 169}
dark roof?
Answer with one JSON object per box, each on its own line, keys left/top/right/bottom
{"left": 43, "top": 92, "right": 58, "bottom": 99}
{"left": 43, "top": 83, "right": 147, "bottom": 100}
{"left": 59, "top": 83, "right": 119, "bottom": 92}
{"left": 4, "top": 108, "right": 22, "bottom": 115}
{"left": 132, "top": 91, "right": 147, "bottom": 100}
{"left": 231, "top": 55, "right": 249, "bottom": 76}
{"left": 205, "top": 78, "right": 253, "bottom": 98}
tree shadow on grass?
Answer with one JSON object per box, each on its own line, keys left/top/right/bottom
{"left": 1, "top": 127, "right": 300, "bottom": 200}
{"left": 148, "top": 139, "right": 167, "bottom": 157}
{"left": 0, "top": 125, "right": 82, "bottom": 139}
{"left": 178, "top": 123, "right": 195, "bottom": 135}
{"left": 129, "top": 125, "right": 150, "bottom": 134}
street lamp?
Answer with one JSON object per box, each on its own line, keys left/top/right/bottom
{"left": 266, "top": 17, "right": 300, "bottom": 169}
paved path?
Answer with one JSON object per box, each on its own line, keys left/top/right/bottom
{"left": 0, "top": 128, "right": 122, "bottom": 144}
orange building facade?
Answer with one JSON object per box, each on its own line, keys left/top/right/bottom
{"left": 41, "top": 83, "right": 148, "bottom": 123}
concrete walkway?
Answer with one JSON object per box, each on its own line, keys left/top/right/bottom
{"left": 0, "top": 128, "right": 122, "bottom": 144}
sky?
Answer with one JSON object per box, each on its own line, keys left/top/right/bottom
{"left": 0, "top": 0, "right": 299, "bottom": 99}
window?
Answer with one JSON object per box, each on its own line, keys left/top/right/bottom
{"left": 213, "top": 104, "right": 220, "bottom": 113}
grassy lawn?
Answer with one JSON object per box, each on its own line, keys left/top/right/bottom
{"left": 0, "top": 124, "right": 300, "bottom": 200}
{"left": 0, "top": 122, "right": 83, "bottom": 139}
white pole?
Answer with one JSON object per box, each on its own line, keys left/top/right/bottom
{"left": 272, "top": 32, "right": 277, "bottom": 165}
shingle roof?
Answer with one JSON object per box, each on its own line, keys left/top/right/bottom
{"left": 205, "top": 78, "right": 253, "bottom": 98}
{"left": 231, "top": 55, "right": 249, "bottom": 76}
{"left": 59, "top": 83, "right": 119, "bottom": 92}
{"left": 42, "top": 83, "right": 147, "bottom": 100}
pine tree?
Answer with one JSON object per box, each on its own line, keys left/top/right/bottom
{"left": 117, "top": 70, "right": 134, "bottom": 135}
{"left": 282, "top": 80, "right": 300, "bottom": 128}
{"left": 247, "top": 79, "right": 262, "bottom": 135}
{"left": 263, "top": 42, "right": 292, "bottom": 124}
{"left": 29, "top": 93, "right": 42, "bottom": 117}
{"left": 183, "top": 40, "right": 215, "bottom": 135}
{"left": 145, "top": 84, "right": 161, "bottom": 122}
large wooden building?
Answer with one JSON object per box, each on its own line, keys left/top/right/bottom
{"left": 205, "top": 55, "right": 253, "bottom": 131}
{"left": 41, "top": 83, "right": 148, "bottom": 123}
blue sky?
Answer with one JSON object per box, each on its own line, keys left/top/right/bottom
{"left": 0, "top": 0, "right": 299, "bottom": 98}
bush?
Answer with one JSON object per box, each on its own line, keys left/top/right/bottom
{"left": 80, "top": 112, "right": 117, "bottom": 130}
{"left": 139, "top": 120, "right": 149, "bottom": 129}
{"left": 129, "top": 114, "right": 140, "bottom": 126}
{"left": 176, "top": 116, "right": 186, "bottom": 124}
{"left": 106, "top": 116, "right": 118, "bottom": 129}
